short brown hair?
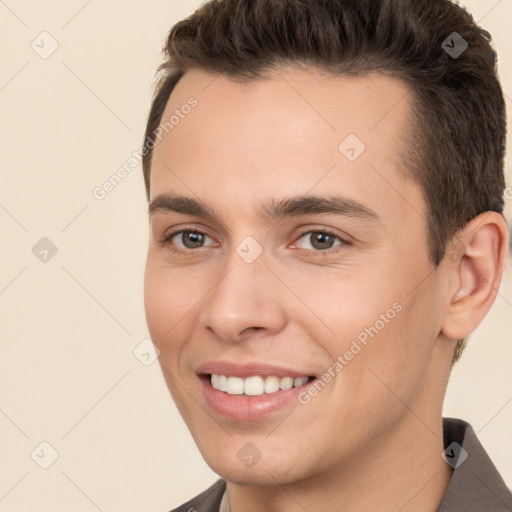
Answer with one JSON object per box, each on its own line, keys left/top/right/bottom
{"left": 142, "top": 0, "right": 507, "bottom": 361}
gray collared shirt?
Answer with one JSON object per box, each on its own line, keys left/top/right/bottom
{"left": 171, "top": 418, "right": 512, "bottom": 512}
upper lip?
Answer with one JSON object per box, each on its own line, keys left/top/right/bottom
{"left": 195, "top": 361, "right": 316, "bottom": 379}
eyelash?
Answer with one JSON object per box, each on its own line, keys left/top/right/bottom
{"left": 159, "top": 226, "right": 350, "bottom": 257}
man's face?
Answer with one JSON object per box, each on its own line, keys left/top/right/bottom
{"left": 144, "top": 68, "right": 452, "bottom": 484}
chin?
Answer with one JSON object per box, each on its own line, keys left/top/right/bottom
{"left": 202, "top": 448, "right": 309, "bottom": 487}
{"left": 214, "top": 464, "right": 296, "bottom": 487}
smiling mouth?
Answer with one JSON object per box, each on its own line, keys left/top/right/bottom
{"left": 205, "top": 374, "right": 316, "bottom": 396}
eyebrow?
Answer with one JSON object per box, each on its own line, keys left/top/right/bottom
{"left": 148, "top": 193, "right": 381, "bottom": 224}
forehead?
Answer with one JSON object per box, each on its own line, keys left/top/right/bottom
{"left": 150, "top": 67, "right": 424, "bottom": 224}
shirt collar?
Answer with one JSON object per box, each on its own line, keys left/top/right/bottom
{"left": 437, "top": 418, "right": 512, "bottom": 511}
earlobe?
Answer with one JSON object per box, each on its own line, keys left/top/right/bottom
{"left": 441, "top": 212, "right": 508, "bottom": 341}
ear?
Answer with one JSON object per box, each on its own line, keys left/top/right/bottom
{"left": 441, "top": 212, "right": 509, "bottom": 340}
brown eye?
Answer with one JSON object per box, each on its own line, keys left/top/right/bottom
{"left": 295, "top": 230, "right": 344, "bottom": 252}
{"left": 164, "top": 230, "right": 215, "bottom": 250}
{"left": 179, "top": 231, "right": 206, "bottom": 249}
{"left": 309, "top": 232, "right": 337, "bottom": 250}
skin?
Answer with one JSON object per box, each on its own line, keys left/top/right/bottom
{"left": 144, "top": 67, "right": 508, "bottom": 512}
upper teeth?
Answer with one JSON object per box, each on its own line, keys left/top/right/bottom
{"left": 210, "top": 374, "right": 310, "bottom": 396}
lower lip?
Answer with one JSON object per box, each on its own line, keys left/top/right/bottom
{"left": 200, "top": 376, "right": 313, "bottom": 421}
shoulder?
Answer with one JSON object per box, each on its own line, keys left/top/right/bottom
{"left": 168, "top": 479, "right": 226, "bottom": 512}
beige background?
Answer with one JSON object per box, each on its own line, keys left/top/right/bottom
{"left": 0, "top": 0, "right": 511, "bottom": 510}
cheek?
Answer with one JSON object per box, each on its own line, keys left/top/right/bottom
{"left": 346, "top": 278, "right": 442, "bottom": 413}
{"left": 143, "top": 260, "right": 194, "bottom": 352}
{"left": 144, "top": 269, "right": 171, "bottom": 342}
{"left": 291, "top": 267, "right": 422, "bottom": 394}
{"left": 144, "top": 262, "right": 199, "bottom": 413}
{"left": 290, "top": 267, "right": 398, "bottom": 348}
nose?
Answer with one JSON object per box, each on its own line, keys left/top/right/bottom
{"left": 198, "top": 252, "right": 288, "bottom": 343}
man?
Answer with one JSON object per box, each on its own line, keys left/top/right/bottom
{"left": 142, "top": 0, "right": 511, "bottom": 510}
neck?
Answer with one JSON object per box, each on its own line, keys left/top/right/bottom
{"left": 226, "top": 414, "right": 453, "bottom": 512}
